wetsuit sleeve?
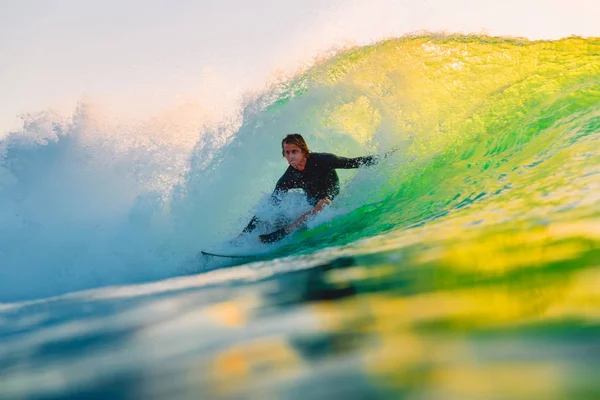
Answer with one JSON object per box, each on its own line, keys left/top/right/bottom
{"left": 323, "top": 153, "right": 379, "bottom": 169}
{"left": 272, "top": 173, "right": 292, "bottom": 198}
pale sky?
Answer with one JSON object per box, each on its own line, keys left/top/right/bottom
{"left": 1, "top": 0, "right": 598, "bottom": 134}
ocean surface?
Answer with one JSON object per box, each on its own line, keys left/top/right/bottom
{"left": 1, "top": 35, "right": 599, "bottom": 399}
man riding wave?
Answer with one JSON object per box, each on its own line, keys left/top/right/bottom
{"left": 242, "top": 133, "right": 383, "bottom": 243}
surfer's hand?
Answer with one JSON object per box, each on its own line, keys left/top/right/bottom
{"left": 384, "top": 147, "right": 399, "bottom": 158}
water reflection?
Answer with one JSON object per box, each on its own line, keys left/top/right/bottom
{"left": 1, "top": 216, "right": 599, "bottom": 399}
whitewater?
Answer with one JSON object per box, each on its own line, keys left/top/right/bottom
{"left": 1, "top": 6, "right": 599, "bottom": 400}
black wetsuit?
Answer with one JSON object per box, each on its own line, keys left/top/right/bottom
{"left": 244, "top": 152, "right": 378, "bottom": 233}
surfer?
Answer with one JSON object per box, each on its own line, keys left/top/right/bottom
{"left": 242, "top": 133, "right": 384, "bottom": 243}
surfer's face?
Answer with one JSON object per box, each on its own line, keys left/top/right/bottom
{"left": 283, "top": 143, "right": 307, "bottom": 170}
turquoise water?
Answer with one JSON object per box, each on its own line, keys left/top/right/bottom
{"left": 1, "top": 35, "right": 599, "bottom": 399}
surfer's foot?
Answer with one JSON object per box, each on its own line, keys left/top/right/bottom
{"left": 258, "top": 228, "right": 287, "bottom": 243}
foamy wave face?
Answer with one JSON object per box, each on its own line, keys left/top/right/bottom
{"left": 0, "top": 99, "right": 242, "bottom": 302}
{"left": 3, "top": 33, "right": 598, "bottom": 303}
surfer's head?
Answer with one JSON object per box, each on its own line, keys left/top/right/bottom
{"left": 281, "top": 134, "right": 310, "bottom": 156}
{"left": 282, "top": 133, "right": 310, "bottom": 170}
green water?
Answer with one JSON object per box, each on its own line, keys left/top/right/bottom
{"left": 266, "top": 35, "right": 600, "bottom": 245}
{"left": 1, "top": 35, "right": 598, "bottom": 400}
{"left": 217, "top": 35, "right": 600, "bottom": 399}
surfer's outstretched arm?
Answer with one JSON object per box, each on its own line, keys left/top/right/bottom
{"left": 384, "top": 146, "right": 399, "bottom": 158}
{"left": 328, "top": 145, "right": 399, "bottom": 168}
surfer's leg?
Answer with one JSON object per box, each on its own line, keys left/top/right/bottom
{"left": 242, "top": 216, "right": 259, "bottom": 233}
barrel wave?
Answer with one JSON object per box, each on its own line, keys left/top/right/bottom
{"left": 1, "top": 35, "right": 599, "bottom": 302}
{"left": 1, "top": 34, "right": 600, "bottom": 400}
{"left": 182, "top": 34, "right": 599, "bottom": 259}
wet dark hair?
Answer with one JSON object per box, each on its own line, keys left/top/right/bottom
{"left": 281, "top": 133, "right": 311, "bottom": 157}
